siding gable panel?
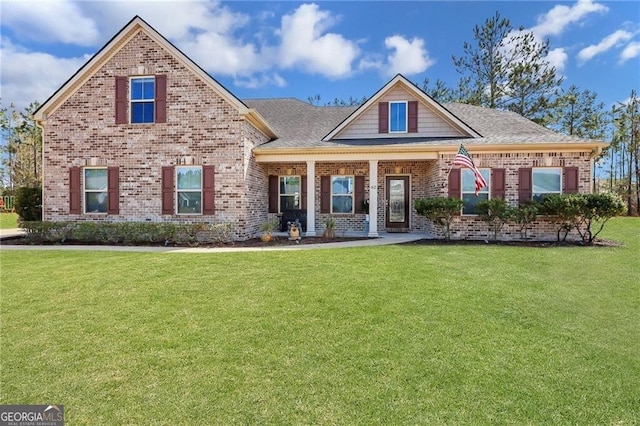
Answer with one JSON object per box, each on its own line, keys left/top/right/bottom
{"left": 335, "top": 86, "right": 466, "bottom": 140}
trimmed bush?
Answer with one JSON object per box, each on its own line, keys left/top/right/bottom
{"left": 511, "top": 202, "right": 539, "bottom": 240}
{"left": 414, "top": 197, "right": 464, "bottom": 241}
{"left": 20, "top": 221, "right": 233, "bottom": 245}
{"left": 14, "top": 187, "right": 42, "bottom": 222}
{"left": 477, "top": 198, "right": 513, "bottom": 241}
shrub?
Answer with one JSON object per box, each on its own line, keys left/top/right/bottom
{"left": 511, "top": 202, "right": 539, "bottom": 240}
{"left": 14, "top": 187, "right": 42, "bottom": 222}
{"left": 539, "top": 193, "right": 627, "bottom": 244}
{"left": 575, "top": 193, "right": 627, "bottom": 244}
{"left": 477, "top": 198, "right": 513, "bottom": 241}
{"left": 539, "top": 194, "right": 583, "bottom": 242}
{"left": 20, "top": 221, "right": 234, "bottom": 245}
{"left": 414, "top": 197, "right": 464, "bottom": 241}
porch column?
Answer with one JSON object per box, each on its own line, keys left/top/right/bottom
{"left": 305, "top": 160, "right": 316, "bottom": 236}
{"left": 368, "top": 160, "right": 379, "bottom": 237}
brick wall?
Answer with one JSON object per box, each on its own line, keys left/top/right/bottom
{"left": 435, "top": 151, "right": 594, "bottom": 241}
{"left": 264, "top": 151, "right": 593, "bottom": 241}
{"left": 43, "top": 31, "right": 268, "bottom": 240}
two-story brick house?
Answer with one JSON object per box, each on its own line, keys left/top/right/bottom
{"left": 34, "top": 16, "right": 607, "bottom": 241}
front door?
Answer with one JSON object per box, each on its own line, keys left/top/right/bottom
{"left": 385, "top": 176, "right": 410, "bottom": 230}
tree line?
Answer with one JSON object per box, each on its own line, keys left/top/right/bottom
{"left": 2, "top": 12, "right": 638, "bottom": 215}
{"left": 309, "top": 12, "right": 639, "bottom": 215}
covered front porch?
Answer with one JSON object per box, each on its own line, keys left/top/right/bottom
{"left": 257, "top": 154, "right": 444, "bottom": 238}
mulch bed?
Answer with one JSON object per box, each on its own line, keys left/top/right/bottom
{"left": 1, "top": 235, "right": 621, "bottom": 248}
{"left": 0, "top": 235, "right": 373, "bottom": 248}
{"left": 399, "top": 238, "right": 623, "bottom": 248}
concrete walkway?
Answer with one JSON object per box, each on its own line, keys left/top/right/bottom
{"left": 0, "top": 228, "right": 428, "bottom": 253}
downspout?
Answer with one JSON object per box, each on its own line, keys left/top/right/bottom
{"left": 35, "top": 116, "right": 46, "bottom": 221}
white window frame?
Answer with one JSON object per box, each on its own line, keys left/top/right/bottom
{"left": 532, "top": 167, "right": 562, "bottom": 202}
{"left": 130, "top": 76, "right": 155, "bottom": 124}
{"left": 279, "top": 175, "right": 301, "bottom": 213}
{"left": 176, "top": 166, "right": 203, "bottom": 215}
{"left": 389, "top": 101, "right": 408, "bottom": 133}
{"left": 461, "top": 168, "right": 490, "bottom": 215}
{"left": 331, "top": 175, "right": 354, "bottom": 214}
{"left": 83, "top": 167, "right": 108, "bottom": 214}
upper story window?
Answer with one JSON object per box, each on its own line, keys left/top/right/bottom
{"left": 280, "top": 176, "right": 301, "bottom": 211}
{"left": 84, "top": 167, "right": 108, "bottom": 214}
{"left": 115, "top": 75, "right": 166, "bottom": 125}
{"left": 130, "top": 77, "right": 155, "bottom": 123}
{"left": 532, "top": 168, "right": 562, "bottom": 202}
{"left": 461, "top": 168, "right": 490, "bottom": 215}
{"left": 389, "top": 101, "right": 407, "bottom": 133}
{"left": 331, "top": 175, "right": 354, "bottom": 214}
{"left": 176, "top": 166, "right": 202, "bottom": 214}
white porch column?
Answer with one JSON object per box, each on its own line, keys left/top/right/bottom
{"left": 368, "top": 160, "right": 379, "bottom": 237}
{"left": 305, "top": 160, "right": 316, "bottom": 236}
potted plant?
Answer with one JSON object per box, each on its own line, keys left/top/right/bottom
{"left": 260, "top": 217, "right": 279, "bottom": 242}
{"left": 323, "top": 216, "right": 336, "bottom": 239}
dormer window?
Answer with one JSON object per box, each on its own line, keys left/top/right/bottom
{"left": 389, "top": 101, "right": 407, "bottom": 133}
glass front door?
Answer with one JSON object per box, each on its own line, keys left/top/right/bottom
{"left": 385, "top": 176, "right": 410, "bottom": 230}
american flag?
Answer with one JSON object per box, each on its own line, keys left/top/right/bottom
{"left": 453, "top": 144, "right": 487, "bottom": 195}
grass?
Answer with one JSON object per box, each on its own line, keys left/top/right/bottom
{"left": 0, "top": 212, "right": 18, "bottom": 229}
{"left": 1, "top": 217, "right": 639, "bottom": 424}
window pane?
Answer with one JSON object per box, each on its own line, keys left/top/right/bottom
{"left": 390, "top": 102, "right": 406, "bottom": 132}
{"left": 332, "top": 195, "right": 353, "bottom": 214}
{"left": 131, "top": 78, "right": 155, "bottom": 100}
{"left": 462, "top": 193, "right": 488, "bottom": 215}
{"left": 177, "top": 192, "right": 201, "bottom": 214}
{"left": 85, "top": 192, "right": 107, "bottom": 213}
{"left": 533, "top": 169, "right": 561, "bottom": 193}
{"left": 177, "top": 167, "right": 202, "bottom": 190}
{"left": 332, "top": 176, "right": 353, "bottom": 195}
{"left": 462, "top": 169, "right": 490, "bottom": 193}
{"left": 85, "top": 168, "right": 107, "bottom": 190}
{"left": 280, "top": 176, "right": 300, "bottom": 195}
{"left": 280, "top": 195, "right": 299, "bottom": 210}
{"left": 131, "top": 102, "right": 154, "bottom": 123}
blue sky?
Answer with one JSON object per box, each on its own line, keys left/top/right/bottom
{"left": 1, "top": 0, "right": 639, "bottom": 113}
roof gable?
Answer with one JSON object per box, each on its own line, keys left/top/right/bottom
{"left": 322, "top": 74, "right": 481, "bottom": 141}
{"left": 33, "top": 16, "right": 276, "bottom": 138}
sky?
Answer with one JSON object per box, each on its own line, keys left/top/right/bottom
{"left": 1, "top": 0, "right": 639, "bottom": 114}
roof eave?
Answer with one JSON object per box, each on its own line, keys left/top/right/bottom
{"left": 253, "top": 140, "right": 609, "bottom": 161}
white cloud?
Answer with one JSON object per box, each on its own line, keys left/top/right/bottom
{"left": 620, "top": 41, "right": 640, "bottom": 63}
{"left": 0, "top": 38, "right": 89, "bottom": 110}
{"left": 383, "top": 36, "right": 434, "bottom": 77}
{"left": 234, "top": 73, "right": 287, "bottom": 90}
{"left": 81, "top": 0, "right": 249, "bottom": 42}
{"left": 1, "top": 0, "right": 100, "bottom": 46}
{"left": 278, "top": 3, "right": 360, "bottom": 78}
{"left": 578, "top": 30, "right": 634, "bottom": 62}
{"left": 178, "top": 32, "right": 265, "bottom": 76}
{"left": 546, "top": 47, "right": 569, "bottom": 72}
{"left": 531, "top": 0, "right": 608, "bottom": 38}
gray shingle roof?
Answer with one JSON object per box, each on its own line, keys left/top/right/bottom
{"left": 245, "top": 98, "right": 601, "bottom": 150}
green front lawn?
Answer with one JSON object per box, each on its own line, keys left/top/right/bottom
{"left": 1, "top": 218, "right": 638, "bottom": 424}
{"left": 0, "top": 212, "right": 18, "bottom": 229}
